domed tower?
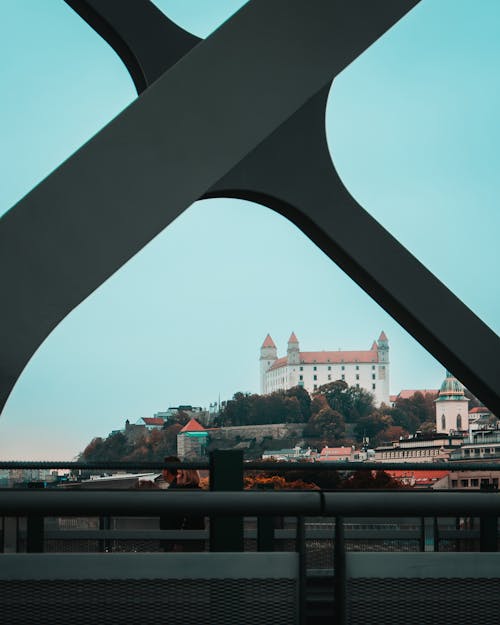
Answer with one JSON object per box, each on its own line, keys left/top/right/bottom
{"left": 287, "top": 332, "right": 300, "bottom": 366}
{"left": 435, "top": 370, "right": 469, "bottom": 433}
{"left": 260, "top": 334, "right": 277, "bottom": 393}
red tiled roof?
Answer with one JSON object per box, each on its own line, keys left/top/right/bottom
{"left": 319, "top": 447, "right": 352, "bottom": 456}
{"left": 386, "top": 470, "right": 449, "bottom": 485}
{"left": 288, "top": 332, "right": 299, "bottom": 343}
{"left": 269, "top": 356, "right": 287, "bottom": 370}
{"left": 262, "top": 334, "right": 276, "bottom": 348}
{"left": 469, "top": 406, "right": 489, "bottom": 414}
{"left": 396, "top": 389, "right": 439, "bottom": 400}
{"left": 180, "top": 418, "right": 206, "bottom": 433}
{"left": 379, "top": 331, "right": 388, "bottom": 341}
{"left": 142, "top": 417, "right": 165, "bottom": 426}
{"left": 269, "top": 349, "right": 378, "bottom": 370}
{"left": 389, "top": 395, "right": 398, "bottom": 403}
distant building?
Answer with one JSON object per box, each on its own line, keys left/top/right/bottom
{"left": 374, "top": 432, "right": 464, "bottom": 463}
{"left": 318, "top": 446, "right": 355, "bottom": 462}
{"left": 155, "top": 406, "right": 212, "bottom": 427}
{"left": 385, "top": 470, "right": 450, "bottom": 489}
{"left": 177, "top": 418, "right": 209, "bottom": 460}
{"left": 260, "top": 331, "right": 390, "bottom": 406}
{"left": 389, "top": 388, "right": 439, "bottom": 407}
{"left": 139, "top": 417, "right": 166, "bottom": 430}
{"left": 262, "top": 446, "right": 315, "bottom": 462}
{"left": 435, "top": 370, "right": 469, "bottom": 433}
{"left": 450, "top": 426, "right": 500, "bottom": 463}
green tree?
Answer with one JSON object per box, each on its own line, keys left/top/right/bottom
{"left": 285, "top": 385, "right": 312, "bottom": 420}
{"left": 304, "top": 407, "right": 346, "bottom": 442}
{"left": 388, "top": 391, "right": 436, "bottom": 433}
{"left": 315, "top": 381, "right": 375, "bottom": 422}
{"left": 354, "top": 412, "right": 390, "bottom": 443}
{"left": 215, "top": 390, "right": 308, "bottom": 427}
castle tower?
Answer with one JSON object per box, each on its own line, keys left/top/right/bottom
{"left": 435, "top": 370, "right": 469, "bottom": 433}
{"left": 377, "top": 331, "right": 389, "bottom": 364}
{"left": 287, "top": 332, "right": 300, "bottom": 366}
{"left": 260, "top": 334, "right": 277, "bottom": 393}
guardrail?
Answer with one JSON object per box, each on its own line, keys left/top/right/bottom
{"left": 1, "top": 488, "right": 500, "bottom": 624}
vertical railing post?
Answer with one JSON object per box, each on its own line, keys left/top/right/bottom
{"left": 26, "top": 515, "right": 44, "bottom": 553}
{"left": 480, "top": 482, "right": 498, "bottom": 551}
{"left": 257, "top": 516, "right": 274, "bottom": 551}
{"left": 423, "top": 517, "right": 435, "bottom": 552}
{"left": 480, "top": 516, "right": 497, "bottom": 551}
{"left": 2, "top": 517, "right": 18, "bottom": 553}
{"left": 209, "top": 450, "right": 243, "bottom": 551}
{"left": 99, "top": 515, "right": 111, "bottom": 552}
{"left": 433, "top": 516, "right": 439, "bottom": 552}
{"left": 334, "top": 516, "right": 347, "bottom": 625}
{"left": 296, "top": 516, "right": 306, "bottom": 625}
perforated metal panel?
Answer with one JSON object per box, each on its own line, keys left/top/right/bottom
{"left": 0, "top": 578, "right": 296, "bottom": 625}
{"left": 348, "top": 579, "right": 500, "bottom": 625}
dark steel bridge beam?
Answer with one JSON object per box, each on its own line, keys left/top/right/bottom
{"left": 2, "top": 0, "right": 498, "bottom": 420}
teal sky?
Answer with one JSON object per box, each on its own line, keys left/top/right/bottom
{"left": 0, "top": 1, "right": 499, "bottom": 459}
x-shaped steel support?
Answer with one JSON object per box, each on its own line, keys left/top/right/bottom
{"left": 1, "top": 0, "right": 498, "bottom": 414}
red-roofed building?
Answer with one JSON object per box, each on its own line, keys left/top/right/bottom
{"left": 177, "top": 419, "right": 208, "bottom": 460}
{"left": 180, "top": 418, "right": 207, "bottom": 433}
{"left": 468, "top": 406, "right": 493, "bottom": 424}
{"left": 260, "top": 332, "right": 390, "bottom": 406}
{"left": 139, "top": 417, "right": 166, "bottom": 430}
{"left": 385, "top": 469, "right": 449, "bottom": 489}
{"left": 318, "top": 446, "right": 355, "bottom": 462}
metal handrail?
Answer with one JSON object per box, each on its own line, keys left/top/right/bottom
{"left": 1, "top": 489, "right": 499, "bottom": 517}
{"left": 3, "top": 460, "right": 500, "bottom": 471}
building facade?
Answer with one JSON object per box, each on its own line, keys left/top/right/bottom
{"left": 260, "top": 332, "right": 390, "bottom": 406}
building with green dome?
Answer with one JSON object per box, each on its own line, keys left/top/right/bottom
{"left": 435, "top": 371, "right": 469, "bottom": 433}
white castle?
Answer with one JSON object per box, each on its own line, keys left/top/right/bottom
{"left": 260, "top": 332, "right": 390, "bottom": 406}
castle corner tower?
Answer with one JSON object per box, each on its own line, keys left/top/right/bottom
{"left": 260, "top": 334, "right": 277, "bottom": 393}
{"left": 287, "top": 332, "right": 300, "bottom": 366}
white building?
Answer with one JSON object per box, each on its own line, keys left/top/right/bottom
{"left": 435, "top": 370, "right": 469, "bottom": 433}
{"left": 260, "top": 331, "right": 390, "bottom": 406}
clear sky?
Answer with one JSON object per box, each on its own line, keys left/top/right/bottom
{"left": 0, "top": 0, "right": 499, "bottom": 459}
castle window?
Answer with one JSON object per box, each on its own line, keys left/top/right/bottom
{"left": 456, "top": 414, "right": 462, "bottom": 429}
{"left": 372, "top": 384, "right": 376, "bottom": 390}
{"left": 341, "top": 375, "right": 345, "bottom": 380}
{"left": 372, "top": 374, "right": 376, "bottom": 380}
{"left": 300, "top": 366, "right": 303, "bottom": 371}
{"left": 372, "top": 365, "right": 375, "bottom": 370}
{"left": 313, "top": 375, "right": 317, "bottom": 381}
{"left": 299, "top": 375, "right": 303, "bottom": 381}
{"left": 314, "top": 384, "right": 318, "bottom": 391}
{"left": 313, "top": 366, "right": 317, "bottom": 371}
{"left": 341, "top": 365, "right": 345, "bottom": 370}
{"left": 328, "top": 375, "right": 331, "bottom": 381}
{"left": 355, "top": 365, "right": 359, "bottom": 370}
{"left": 328, "top": 366, "right": 331, "bottom": 370}
{"left": 356, "top": 374, "right": 359, "bottom": 380}
{"left": 441, "top": 414, "right": 446, "bottom": 431}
